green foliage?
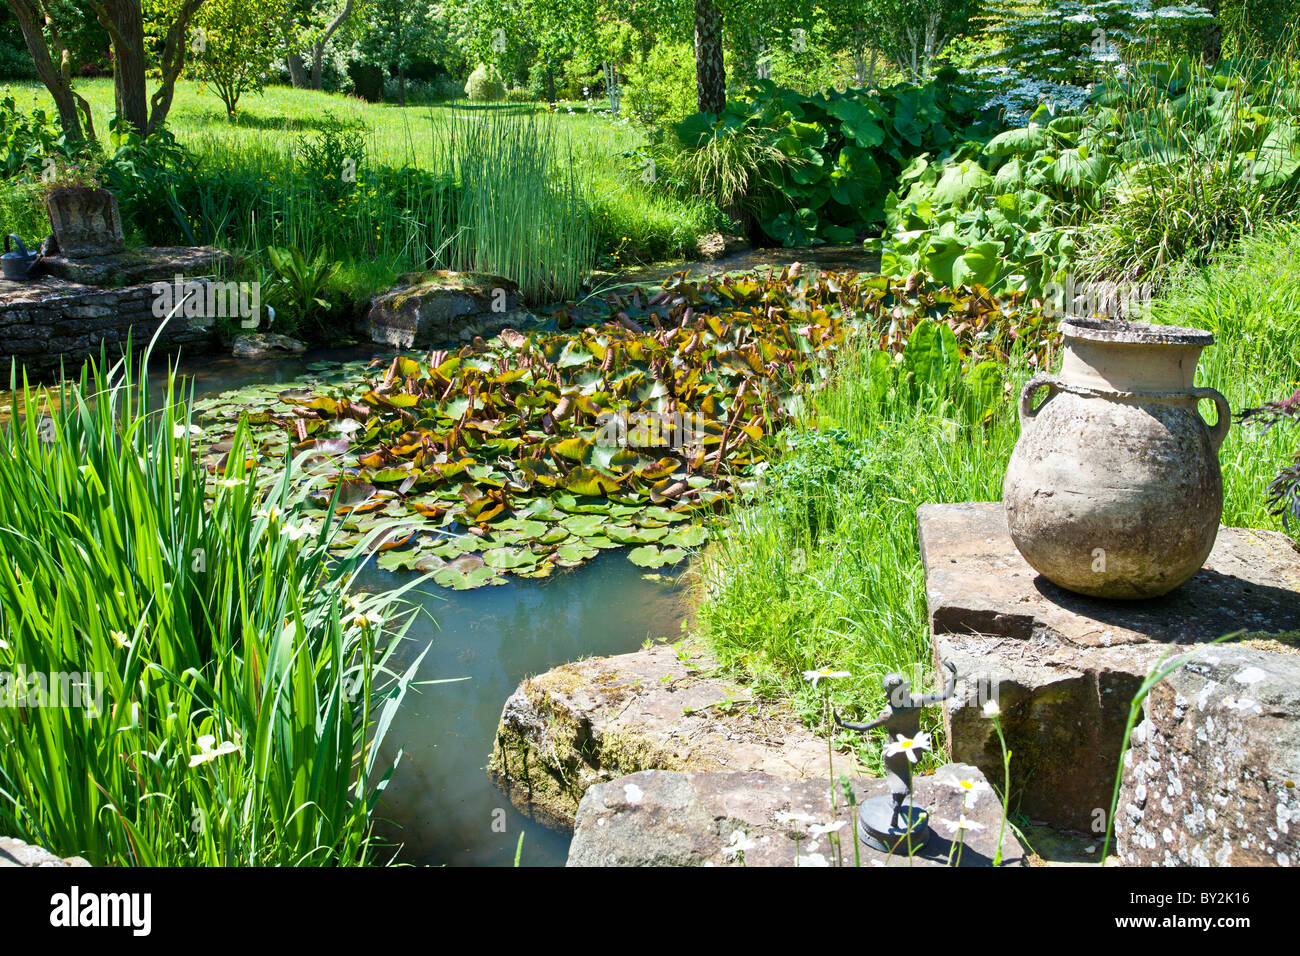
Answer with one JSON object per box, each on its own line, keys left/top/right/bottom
{"left": 0, "top": 91, "right": 88, "bottom": 180}
{"left": 189, "top": 0, "right": 288, "bottom": 118}
{"left": 871, "top": 50, "right": 1300, "bottom": 294}
{"left": 99, "top": 120, "right": 198, "bottom": 245}
{"left": 976, "top": 0, "right": 1215, "bottom": 117}
{"left": 265, "top": 245, "right": 342, "bottom": 336}
{"left": 0, "top": 349, "right": 426, "bottom": 866}
{"left": 676, "top": 71, "right": 998, "bottom": 245}
{"left": 623, "top": 41, "right": 698, "bottom": 130}
{"left": 465, "top": 64, "right": 506, "bottom": 102}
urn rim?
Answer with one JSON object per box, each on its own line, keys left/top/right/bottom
{"left": 1060, "top": 316, "right": 1213, "bottom": 347}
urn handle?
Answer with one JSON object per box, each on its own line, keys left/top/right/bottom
{"left": 1191, "top": 386, "right": 1231, "bottom": 453}
{"left": 1018, "top": 374, "right": 1059, "bottom": 424}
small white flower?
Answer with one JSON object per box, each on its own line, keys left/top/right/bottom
{"left": 808, "top": 820, "right": 847, "bottom": 837}
{"left": 188, "top": 732, "right": 242, "bottom": 768}
{"left": 173, "top": 423, "right": 202, "bottom": 439}
{"left": 982, "top": 700, "right": 1002, "bottom": 718}
{"left": 214, "top": 478, "right": 243, "bottom": 489}
{"left": 802, "top": 668, "right": 850, "bottom": 688}
{"left": 351, "top": 612, "right": 384, "bottom": 630}
{"left": 949, "top": 777, "right": 991, "bottom": 806}
{"left": 884, "top": 732, "right": 932, "bottom": 763}
{"left": 281, "top": 522, "right": 314, "bottom": 542}
{"left": 109, "top": 630, "right": 132, "bottom": 650}
{"left": 721, "top": 830, "right": 756, "bottom": 860}
{"left": 940, "top": 815, "right": 986, "bottom": 835}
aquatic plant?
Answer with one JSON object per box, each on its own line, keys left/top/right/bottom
{"left": 193, "top": 269, "right": 1047, "bottom": 588}
{"left": 0, "top": 346, "right": 427, "bottom": 866}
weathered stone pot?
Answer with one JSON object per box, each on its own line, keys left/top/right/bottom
{"left": 1002, "top": 317, "right": 1229, "bottom": 599}
{"left": 45, "top": 186, "right": 125, "bottom": 259}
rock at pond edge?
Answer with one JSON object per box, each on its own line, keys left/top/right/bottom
{"left": 488, "top": 642, "right": 864, "bottom": 832}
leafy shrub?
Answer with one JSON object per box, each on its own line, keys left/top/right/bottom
{"left": 871, "top": 52, "right": 1300, "bottom": 294}
{"left": 623, "top": 42, "right": 697, "bottom": 130}
{"left": 0, "top": 92, "right": 88, "bottom": 180}
{"left": 99, "top": 120, "right": 199, "bottom": 245}
{"left": 264, "top": 245, "right": 342, "bottom": 338}
{"left": 464, "top": 64, "right": 505, "bottom": 103}
{"left": 674, "top": 71, "right": 998, "bottom": 246}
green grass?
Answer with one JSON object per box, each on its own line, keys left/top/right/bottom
{"left": 694, "top": 221, "right": 1300, "bottom": 770}
{"left": 0, "top": 343, "right": 429, "bottom": 865}
{"left": 2, "top": 79, "right": 715, "bottom": 307}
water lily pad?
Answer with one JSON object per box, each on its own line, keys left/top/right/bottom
{"left": 626, "top": 545, "right": 690, "bottom": 569}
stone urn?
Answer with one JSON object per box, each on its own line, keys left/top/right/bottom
{"left": 1002, "top": 317, "right": 1230, "bottom": 599}
{"left": 45, "top": 186, "right": 125, "bottom": 259}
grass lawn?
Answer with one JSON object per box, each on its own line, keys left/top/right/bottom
{"left": 7, "top": 79, "right": 643, "bottom": 168}
{"left": 2, "top": 79, "right": 716, "bottom": 314}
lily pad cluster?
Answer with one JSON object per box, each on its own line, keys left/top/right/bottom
{"left": 193, "top": 267, "right": 1046, "bottom": 588}
{"left": 194, "top": 267, "right": 856, "bottom": 587}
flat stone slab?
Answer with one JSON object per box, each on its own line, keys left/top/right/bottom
{"left": 489, "top": 642, "right": 864, "bottom": 831}
{"left": 919, "top": 502, "right": 1300, "bottom": 830}
{"left": 1116, "top": 645, "right": 1300, "bottom": 866}
{"left": 37, "top": 245, "right": 232, "bottom": 287}
{"left": 567, "top": 764, "right": 1025, "bottom": 867}
{"left": 0, "top": 837, "right": 90, "bottom": 867}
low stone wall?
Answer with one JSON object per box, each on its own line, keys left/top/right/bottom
{"left": 0, "top": 278, "right": 217, "bottom": 378}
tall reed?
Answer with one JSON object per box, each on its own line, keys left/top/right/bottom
{"left": 432, "top": 108, "right": 597, "bottom": 301}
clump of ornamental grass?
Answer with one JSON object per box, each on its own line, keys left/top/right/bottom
{"left": 0, "top": 338, "right": 429, "bottom": 866}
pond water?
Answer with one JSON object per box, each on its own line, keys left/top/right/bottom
{"left": 163, "top": 346, "right": 691, "bottom": 867}
{"left": 9, "top": 243, "right": 877, "bottom": 866}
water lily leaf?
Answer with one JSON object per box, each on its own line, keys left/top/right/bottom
{"left": 663, "top": 525, "right": 708, "bottom": 548}
{"left": 560, "top": 514, "right": 606, "bottom": 536}
{"left": 604, "top": 524, "right": 669, "bottom": 545}
{"left": 483, "top": 547, "right": 540, "bottom": 570}
{"left": 626, "top": 545, "right": 689, "bottom": 569}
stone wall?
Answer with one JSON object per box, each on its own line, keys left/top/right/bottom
{"left": 0, "top": 277, "right": 218, "bottom": 379}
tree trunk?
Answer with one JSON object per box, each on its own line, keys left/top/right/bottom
{"left": 1201, "top": 0, "right": 1222, "bottom": 65}
{"left": 91, "top": 0, "right": 149, "bottom": 134}
{"left": 693, "top": 0, "right": 725, "bottom": 115}
{"left": 310, "top": 0, "right": 355, "bottom": 91}
{"left": 545, "top": 67, "right": 556, "bottom": 104}
{"left": 282, "top": 8, "right": 308, "bottom": 86}
{"left": 288, "top": 52, "right": 308, "bottom": 87}
{"left": 90, "top": 0, "right": 204, "bottom": 137}
{"left": 7, "top": 0, "right": 93, "bottom": 144}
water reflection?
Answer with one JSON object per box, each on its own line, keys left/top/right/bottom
{"left": 356, "top": 551, "right": 689, "bottom": 866}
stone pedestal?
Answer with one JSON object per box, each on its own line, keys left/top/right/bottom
{"left": 567, "top": 763, "right": 1024, "bottom": 867}
{"left": 1116, "top": 645, "right": 1300, "bottom": 866}
{"left": 918, "top": 502, "right": 1300, "bottom": 832}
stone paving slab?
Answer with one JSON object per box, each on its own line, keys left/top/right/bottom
{"left": 918, "top": 502, "right": 1300, "bottom": 831}
{"left": 567, "top": 763, "right": 1024, "bottom": 867}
